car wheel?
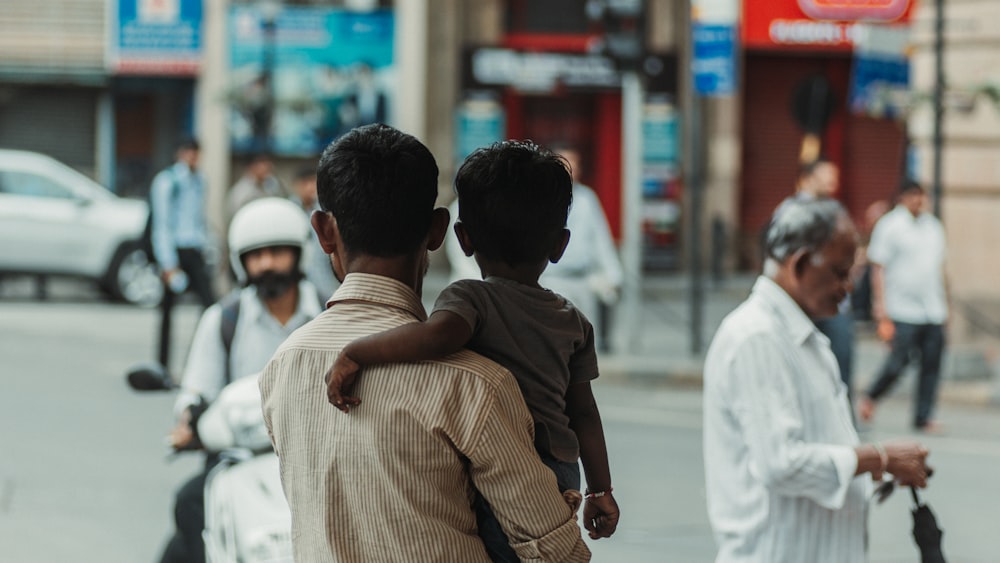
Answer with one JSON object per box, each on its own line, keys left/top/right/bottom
{"left": 107, "top": 243, "right": 163, "bottom": 307}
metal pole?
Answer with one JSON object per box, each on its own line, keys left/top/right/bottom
{"left": 618, "top": 70, "right": 644, "bottom": 354}
{"left": 686, "top": 1, "right": 704, "bottom": 356}
{"left": 688, "top": 97, "right": 704, "bottom": 355}
{"left": 931, "top": 0, "right": 945, "bottom": 218}
{"left": 263, "top": 16, "right": 277, "bottom": 153}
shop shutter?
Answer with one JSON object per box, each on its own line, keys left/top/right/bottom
{"left": 0, "top": 86, "right": 97, "bottom": 173}
{"left": 741, "top": 55, "right": 828, "bottom": 234}
{"left": 841, "top": 114, "right": 906, "bottom": 228}
{"left": 740, "top": 55, "right": 822, "bottom": 268}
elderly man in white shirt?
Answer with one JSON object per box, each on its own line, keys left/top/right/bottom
{"left": 859, "top": 180, "right": 948, "bottom": 432}
{"left": 703, "top": 199, "right": 931, "bottom": 563}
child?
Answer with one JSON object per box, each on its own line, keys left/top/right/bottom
{"left": 325, "top": 140, "right": 620, "bottom": 555}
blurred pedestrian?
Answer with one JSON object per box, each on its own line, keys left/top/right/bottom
{"left": 773, "top": 157, "right": 856, "bottom": 411}
{"left": 160, "top": 198, "right": 322, "bottom": 563}
{"left": 858, "top": 180, "right": 949, "bottom": 433}
{"left": 225, "top": 152, "right": 284, "bottom": 225}
{"left": 704, "top": 198, "right": 932, "bottom": 562}
{"left": 289, "top": 164, "right": 338, "bottom": 300}
{"left": 260, "top": 125, "right": 590, "bottom": 561}
{"left": 540, "top": 145, "right": 623, "bottom": 352}
{"left": 150, "top": 138, "right": 215, "bottom": 372}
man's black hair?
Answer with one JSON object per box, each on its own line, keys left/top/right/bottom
{"left": 316, "top": 124, "right": 438, "bottom": 257}
{"left": 177, "top": 137, "right": 200, "bottom": 152}
{"left": 798, "top": 156, "right": 832, "bottom": 180}
{"left": 455, "top": 140, "right": 573, "bottom": 267}
{"left": 898, "top": 178, "right": 925, "bottom": 194}
{"left": 294, "top": 163, "right": 316, "bottom": 182}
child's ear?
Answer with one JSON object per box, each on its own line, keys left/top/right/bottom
{"left": 454, "top": 221, "right": 476, "bottom": 257}
{"left": 549, "top": 229, "right": 571, "bottom": 263}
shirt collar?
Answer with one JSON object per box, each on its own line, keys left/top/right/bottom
{"left": 752, "top": 276, "right": 818, "bottom": 346}
{"left": 327, "top": 273, "right": 427, "bottom": 321}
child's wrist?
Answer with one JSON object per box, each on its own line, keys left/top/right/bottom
{"left": 584, "top": 486, "right": 613, "bottom": 499}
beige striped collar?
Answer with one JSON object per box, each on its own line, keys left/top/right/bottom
{"left": 327, "top": 272, "right": 428, "bottom": 322}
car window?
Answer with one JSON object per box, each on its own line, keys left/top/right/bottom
{"left": 0, "top": 170, "right": 75, "bottom": 199}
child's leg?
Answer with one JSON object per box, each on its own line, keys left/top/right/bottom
{"left": 472, "top": 491, "right": 519, "bottom": 563}
{"left": 538, "top": 453, "right": 581, "bottom": 492}
{"left": 472, "top": 454, "right": 582, "bottom": 561}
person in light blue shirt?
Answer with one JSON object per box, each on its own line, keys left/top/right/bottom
{"left": 150, "top": 138, "right": 216, "bottom": 372}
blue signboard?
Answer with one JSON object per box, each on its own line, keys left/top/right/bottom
{"left": 849, "top": 54, "right": 909, "bottom": 118}
{"left": 455, "top": 97, "right": 505, "bottom": 163}
{"left": 229, "top": 6, "right": 395, "bottom": 156}
{"left": 112, "top": 0, "right": 203, "bottom": 75}
{"left": 692, "top": 23, "right": 736, "bottom": 97}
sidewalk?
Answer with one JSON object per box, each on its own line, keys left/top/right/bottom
{"left": 591, "top": 272, "right": 1000, "bottom": 409}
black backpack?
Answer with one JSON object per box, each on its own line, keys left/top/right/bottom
{"left": 219, "top": 291, "right": 242, "bottom": 386}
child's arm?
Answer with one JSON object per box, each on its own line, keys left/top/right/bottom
{"left": 565, "top": 380, "right": 620, "bottom": 540}
{"left": 325, "top": 310, "right": 472, "bottom": 412}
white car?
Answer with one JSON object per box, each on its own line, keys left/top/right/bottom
{"left": 0, "top": 149, "right": 163, "bottom": 306}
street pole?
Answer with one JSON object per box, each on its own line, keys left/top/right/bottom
{"left": 687, "top": 97, "right": 704, "bottom": 355}
{"left": 686, "top": 1, "right": 704, "bottom": 356}
{"left": 618, "top": 70, "right": 644, "bottom": 354}
{"left": 931, "top": 0, "right": 945, "bottom": 218}
{"left": 262, "top": 15, "right": 277, "bottom": 153}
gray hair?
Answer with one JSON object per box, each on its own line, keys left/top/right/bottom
{"left": 764, "top": 199, "right": 851, "bottom": 273}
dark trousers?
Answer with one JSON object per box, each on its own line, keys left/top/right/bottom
{"left": 815, "top": 312, "right": 856, "bottom": 401}
{"left": 475, "top": 454, "right": 580, "bottom": 563}
{"left": 159, "top": 454, "right": 222, "bottom": 563}
{"left": 159, "top": 470, "right": 208, "bottom": 563}
{"left": 158, "top": 248, "right": 215, "bottom": 369}
{"left": 866, "top": 321, "right": 945, "bottom": 429}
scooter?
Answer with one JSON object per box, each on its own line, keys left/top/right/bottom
{"left": 128, "top": 368, "right": 293, "bottom": 563}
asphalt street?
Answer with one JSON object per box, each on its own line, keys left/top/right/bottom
{"left": 2, "top": 278, "right": 999, "bottom": 562}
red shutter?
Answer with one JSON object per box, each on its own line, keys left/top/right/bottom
{"left": 739, "top": 53, "right": 904, "bottom": 268}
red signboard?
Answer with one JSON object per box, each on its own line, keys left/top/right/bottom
{"left": 742, "top": 0, "right": 916, "bottom": 51}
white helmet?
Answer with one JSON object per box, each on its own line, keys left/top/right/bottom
{"left": 228, "top": 197, "right": 311, "bottom": 283}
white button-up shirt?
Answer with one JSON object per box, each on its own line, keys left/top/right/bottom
{"left": 174, "top": 281, "right": 322, "bottom": 416}
{"left": 867, "top": 205, "right": 948, "bottom": 324}
{"left": 703, "top": 277, "right": 871, "bottom": 563}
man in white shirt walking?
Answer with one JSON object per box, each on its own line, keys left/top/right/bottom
{"left": 859, "top": 180, "right": 949, "bottom": 432}
{"left": 703, "top": 199, "right": 931, "bottom": 562}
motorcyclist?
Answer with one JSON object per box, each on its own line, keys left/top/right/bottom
{"left": 159, "top": 197, "right": 324, "bottom": 563}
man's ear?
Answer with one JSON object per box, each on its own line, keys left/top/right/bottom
{"left": 310, "top": 210, "right": 337, "bottom": 254}
{"left": 454, "top": 221, "right": 476, "bottom": 257}
{"left": 549, "top": 229, "right": 571, "bottom": 264}
{"left": 792, "top": 248, "right": 811, "bottom": 277}
{"left": 426, "top": 207, "right": 450, "bottom": 252}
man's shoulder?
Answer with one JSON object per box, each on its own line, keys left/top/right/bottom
{"left": 433, "top": 349, "right": 513, "bottom": 384}
{"left": 713, "top": 298, "right": 778, "bottom": 348}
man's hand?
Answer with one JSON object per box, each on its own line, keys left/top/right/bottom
{"left": 582, "top": 493, "right": 620, "bottom": 540}
{"left": 160, "top": 268, "right": 179, "bottom": 284}
{"left": 168, "top": 407, "right": 198, "bottom": 450}
{"left": 325, "top": 352, "right": 363, "bottom": 412}
{"left": 885, "top": 440, "right": 931, "bottom": 488}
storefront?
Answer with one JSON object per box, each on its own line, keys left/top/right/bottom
{"left": 737, "top": 0, "right": 916, "bottom": 269}
{"left": 460, "top": 33, "right": 678, "bottom": 268}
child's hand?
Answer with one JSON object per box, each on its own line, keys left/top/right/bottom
{"left": 583, "top": 492, "right": 620, "bottom": 539}
{"left": 325, "top": 352, "right": 363, "bottom": 412}
{"left": 562, "top": 489, "right": 583, "bottom": 514}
